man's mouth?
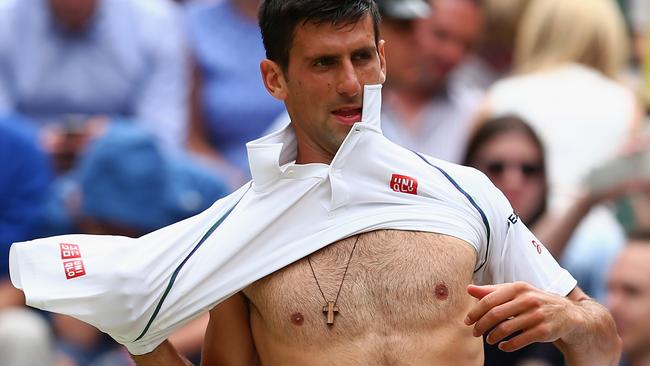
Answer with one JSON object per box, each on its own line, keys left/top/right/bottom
{"left": 332, "top": 107, "right": 362, "bottom": 126}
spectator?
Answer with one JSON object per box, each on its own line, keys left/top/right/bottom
{"left": 452, "top": 0, "right": 533, "bottom": 91}
{"left": 482, "top": 0, "right": 641, "bottom": 212}
{"left": 376, "top": 0, "right": 431, "bottom": 90}
{"left": 43, "top": 122, "right": 229, "bottom": 365}
{"left": 644, "top": 24, "right": 650, "bottom": 111}
{"left": 480, "top": 0, "right": 642, "bottom": 302}
{"left": 185, "top": 0, "right": 286, "bottom": 179}
{"left": 607, "top": 233, "right": 650, "bottom": 366}
{"left": 0, "top": 116, "right": 55, "bottom": 366}
{"left": 380, "top": 0, "right": 484, "bottom": 163}
{"left": 464, "top": 115, "right": 650, "bottom": 365}
{"left": 621, "top": 0, "right": 649, "bottom": 64}
{"left": 0, "top": 0, "right": 190, "bottom": 170}
{"left": 463, "top": 116, "right": 562, "bottom": 366}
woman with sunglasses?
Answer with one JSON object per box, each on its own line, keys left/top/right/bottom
{"left": 463, "top": 115, "right": 644, "bottom": 366}
{"left": 464, "top": 116, "right": 547, "bottom": 232}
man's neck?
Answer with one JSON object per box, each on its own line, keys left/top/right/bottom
{"left": 295, "top": 146, "right": 334, "bottom": 165}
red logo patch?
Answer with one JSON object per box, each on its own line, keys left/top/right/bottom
{"left": 390, "top": 174, "right": 418, "bottom": 195}
{"left": 60, "top": 243, "right": 81, "bottom": 259}
{"left": 63, "top": 260, "right": 86, "bottom": 279}
{"left": 531, "top": 240, "right": 543, "bottom": 255}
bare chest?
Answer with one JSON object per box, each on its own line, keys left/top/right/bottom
{"left": 243, "top": 230, "right": 477, "bottom": 344}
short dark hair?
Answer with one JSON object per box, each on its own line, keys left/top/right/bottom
{"left": 258, "top": 0, "right": 381, "bottom": 71}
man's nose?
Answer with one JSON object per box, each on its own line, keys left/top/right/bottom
{"left": 336, "top": 61, "right": 361, "bottom": 97}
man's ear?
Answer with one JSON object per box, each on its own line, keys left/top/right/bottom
{"left": 260, "top": 59, "right": 288, "bottom": 101}
{"left": 377, "top": 39, "right": 387, "bottom": 84}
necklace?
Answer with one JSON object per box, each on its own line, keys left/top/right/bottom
{"left": 307, "top": 235, "right": 360, "bottom": 326}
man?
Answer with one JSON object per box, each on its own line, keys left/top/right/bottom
{"left": 0, "top": 0, "right": 189, "bottom": 166}
{"left": 452, "top": 0, "right": 533, "bottom": 91}
{"left": 260, "top": 0, "right": 430, "bottom": 133}
{"left": 376, "top": 0, "right": 431, "bottom": 90}
{"left": 10, "top": 1, "right": 620, "bottom": 365}
{"left": 607, "top": 234, "right": 650, "bottom": 366}
{"left": 185, "top": 0, "right": 286, "bottom": 179}
{"left": 135, "top": 0, "right": 615, "bottom": 364}
{"left": 381, "top": 0, "right": 484, "bottom": 163}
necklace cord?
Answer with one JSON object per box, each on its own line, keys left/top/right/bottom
{"left": 307, "top": 235, "right": 360, "bottom": 306}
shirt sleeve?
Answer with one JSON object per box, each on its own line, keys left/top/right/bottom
{"left": 472, "top": 174, "right": 577, "bottom": 296}
{"left": 9, "top": 183, "right": 251, "bottom": 355}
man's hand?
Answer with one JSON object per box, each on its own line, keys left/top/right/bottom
{"left": 464, "top": 282, "right": 576, "bottom": 351}
{"left": 464, "top": 282, "right": 621, "bottom": 366}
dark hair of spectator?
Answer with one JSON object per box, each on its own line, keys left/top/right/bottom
{"left": 463, "top": 115, "right": 548, "bottom": 226}
{"left": 258, "top": 0, "right": 381, "bottom": 71}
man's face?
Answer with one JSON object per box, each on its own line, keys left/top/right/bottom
{"left": 266, "top": 15, "right": 386, "bottom": 164}
{"left": 607, "top": 243, "right": 650, "bottom": 357}
{"left": 417, "top": 0, "right": 483, "bottom": 88}
{"left": 381, "top": 18, "right": 425, "bottom": 89}
{"left": 48, "top": 0, "right": 98, "bottom": 33}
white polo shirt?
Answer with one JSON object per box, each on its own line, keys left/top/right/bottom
{"left": 9, "top": 85, "right": 576, "bottom": 355}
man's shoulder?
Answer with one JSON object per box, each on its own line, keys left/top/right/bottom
{"left": 410, "top": 152, "right": 492, "bottom": 187}
{"left": 410, "top": 152, "right": 510, "bottom": 212}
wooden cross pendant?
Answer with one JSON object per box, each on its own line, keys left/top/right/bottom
{"left": 322, "top": 301, "right": 339, "bottom": 325}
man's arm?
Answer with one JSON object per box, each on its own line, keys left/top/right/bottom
{"left": 131, "top": 340, "right": 194, "bottom": 366}
{"left": 465, "top": 283, "right": 621, "bottom": 366}
{"left": 132, "top": 293, "right": 256, "bottom": 366}
{"left": 0, "top": 279, "right": 24, "bottom": 309}
{"left": 554, "top": 287, "right": 622, "bottom": 366}
{"left": 201, "top": 292, "right": 257, "bottom": 366}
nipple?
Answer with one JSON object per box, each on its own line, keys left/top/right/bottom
{"left": 291, "top": 312, "right": 305, "bottom": 326}
{"left": 435, "top": 283, "right": 449, "bottom": 301}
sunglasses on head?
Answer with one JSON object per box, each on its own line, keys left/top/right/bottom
{"left": 484, "top": 161, "right": 543, "bottom": 178}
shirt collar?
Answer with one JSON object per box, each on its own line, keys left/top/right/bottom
{"left": 246, "top": 84, "right": 383, "bottom": 188}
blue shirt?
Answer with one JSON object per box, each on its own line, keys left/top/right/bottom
{"left": 186, "top": 0, "right": 286, "bottom": 173}
{"left": 0, "top": 116, "right": 53, "bottom": 277}
{"left": 0, "top": 0, "right": 190, "bottom": 154}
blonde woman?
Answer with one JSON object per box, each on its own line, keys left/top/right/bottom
{"left": 484, "top": 0, "right": 642, "bottom": 213}
{"left": 480, "top": 0, "right": 644, "bottom": 302}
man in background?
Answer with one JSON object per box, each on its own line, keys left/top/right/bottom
{"left": 381, "top": 0, "right": 484, "bottom": 163}
{"left": 607, "top": 233, "right": 650, "bottom": 366}
{"left": 0, "top": 0, "right": 189, "bottom": 171}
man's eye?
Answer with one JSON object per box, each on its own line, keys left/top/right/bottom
{"left": 353, "top": 52, "right": 372, "bottom": 61}
{"left": 313, "top": 58, "right": 335, "bottom": 67}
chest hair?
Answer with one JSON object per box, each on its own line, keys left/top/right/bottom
{"left": 244, "top": 230, "right": 477, "bottom": 345}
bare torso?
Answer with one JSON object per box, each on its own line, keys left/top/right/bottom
{"left": 243, "top": 230, "right": 484, "bottom": 365}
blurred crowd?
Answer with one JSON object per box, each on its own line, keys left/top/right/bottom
{"left": 0, "top": 0, "right": 649, "bottom": 365}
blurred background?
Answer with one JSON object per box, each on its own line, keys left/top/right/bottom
{"left": 0, "top": 0, "right": 649, "bottom": 365}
